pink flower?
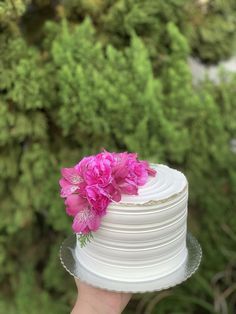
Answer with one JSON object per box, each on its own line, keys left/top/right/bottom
{"left": 65, "top": 206, "right": 79, "bottom": 217}
{"left": 59, "top": 178, "right": 79, "bottom": 197}
{"left": 104, "top": 182, "right": 122, "bottom": 202}
{"left": 59, "top": 150, "right": 157, "bottom": 236}
{"left": 83, "top": 153, "right": 114, "bottom": 186}
{"left": 140, "top": 160, "right": 157, "bottom": 177}
{"left": 65, "top": 194, "right": 88, "bottom": 216}
{"left": 119, "top": 179, "right": 138, "bottom": 195}
{"left": 60, "top": 167, "right": 84, "bottom": 198}
{"left": 112, "top": 152, "right": 144, "bottom": 192}
{"left": 126, "top": 158, "right": 148, "bottom": 186}
{"left": 112, "top": 153, "right": 130, "bottom": 183}
{"left": 72, "top": 206, "right": 101, "bottom": 233}
{"left": 74, "top": 156, "right": 94, "bottom": 178}
{"left": 85, "top": 185, "right": 110, "bottom": 215}
{"left": 61, "top": 167, "right": 82, "bottom": 184}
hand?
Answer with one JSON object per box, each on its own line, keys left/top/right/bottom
{"left": 71, "top": 278, "right": 132, "bottom": 314}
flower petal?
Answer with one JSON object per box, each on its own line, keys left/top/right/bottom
{"left": 72, "top": 207, "right": 100, "bottom": 233}
{"left": 59, "top": 179, "right": 78, "bottom": 197}
{"left": 120, "top": 180, "right": 138, "bottom": 195}
{"left": 140, "top": 160, "right": 157, "bottom": 177}
{"left": 66, "top": 206, "right": 78, "bottom": 217}
{"left": 87, "top": 213, "right": 101, "bottom": 231}
{"left": 147, "top": 167, "right": 157, "bottom": 176}
{"left": 72, "top": 212, "right": 88, "bottom": 233}
{"left": 111, "top": 190, "right": 122, "bottom": 202}
{"left": 105, "top": 182, "right": 121, "bottom": 202}
{"left": 61, "top": 167, "right": 82, "bottom": 184}
{"left": 65, "top": 194, "right": 88, "bottom": 211}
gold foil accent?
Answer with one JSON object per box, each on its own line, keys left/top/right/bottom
{"left": 110, "top": 183, "right": 188, "bottom": 208}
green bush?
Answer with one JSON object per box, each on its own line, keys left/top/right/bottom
{"left": 63, "top": 0, "right": 236, "bottom": 64}
{"left": 0, "top": 2, "right": 236, "bottom": 313}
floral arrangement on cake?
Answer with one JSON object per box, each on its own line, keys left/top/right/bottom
{"left": 59, "top": 151, "right": 156, "bottom": 247}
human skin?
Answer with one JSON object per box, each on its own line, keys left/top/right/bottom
{"left": 71, "top": 278, "right": 132, "bottom": 314}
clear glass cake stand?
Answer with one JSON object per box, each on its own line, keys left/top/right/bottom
{"left": 60, "top": 232, "right": 202, "bottom": 293}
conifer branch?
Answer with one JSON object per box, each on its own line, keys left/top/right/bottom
{"left": 78, "top": 232, "right": 94, "bottom": 248}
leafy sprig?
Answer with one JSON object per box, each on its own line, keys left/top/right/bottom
{"left": 78, "top": 232, "right": 94, "bottom": 248}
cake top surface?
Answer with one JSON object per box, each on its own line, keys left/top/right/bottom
{"left": 111, "top": 163, "right": 187, "bottom": 205}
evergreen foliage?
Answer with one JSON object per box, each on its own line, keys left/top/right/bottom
{"left": 63, "top": 0, "right": 236, "bottom": 64}
{"left": 0, "top": 1, "right": 236, "bottom": 313}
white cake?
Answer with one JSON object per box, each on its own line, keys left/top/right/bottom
{"left": 75, "top": 164, "right": 188, "bottom": 282}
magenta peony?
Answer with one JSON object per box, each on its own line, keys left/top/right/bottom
{"left": 85, "top": 184, "right": 110, "bottom": 215}
{"left": 59, "top": 150, "right": 156, "bottom": 235}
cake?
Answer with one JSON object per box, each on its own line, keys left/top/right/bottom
{"left": 74, "top": 163, "right": 188, "bottom": 282}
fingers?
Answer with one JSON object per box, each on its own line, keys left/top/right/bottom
{"left": 121, "top": 292, "right": 132, "bottom": 311}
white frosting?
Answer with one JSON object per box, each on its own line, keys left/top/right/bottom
{"left": 75, "top": 164, "right": 188, "bottom": 282}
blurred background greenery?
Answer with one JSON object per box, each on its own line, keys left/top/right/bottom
{"left": 0, "top": 0, "right": 236, "bottom": 313}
